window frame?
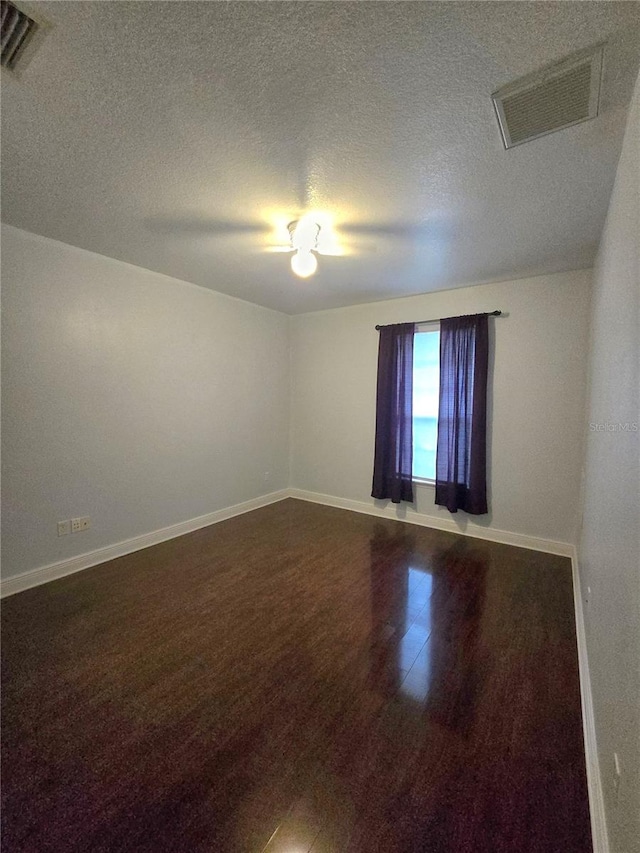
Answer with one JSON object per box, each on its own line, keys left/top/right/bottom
{"left": 412, "top": 321, "right": 440, "bottom": 485}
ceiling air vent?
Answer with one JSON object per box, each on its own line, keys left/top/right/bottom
{"left": 1, "top": 0, "right": 41, "bottom": 71}
{"left": 492, "top": 45, "right": 604, "bottom": 149}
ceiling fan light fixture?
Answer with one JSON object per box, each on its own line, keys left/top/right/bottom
{"left": 287, "top": 218, "right": 321, "bottom": 277}
{"left": 291, "top": 249, "right": 317, "bottom": 278}
{"left": 288, "top": 218, "right": 320, "bottom": 250}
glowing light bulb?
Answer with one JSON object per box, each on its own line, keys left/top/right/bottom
{"left": 291, "top": 250, "right": 318, "bottom": 278}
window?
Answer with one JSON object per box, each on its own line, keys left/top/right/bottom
{"left": 412, "top": 327, "right": 440, "bottom": 481}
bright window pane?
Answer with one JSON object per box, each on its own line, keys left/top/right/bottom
{"left": 413, "top": 330, "right": 440, "bottom": 480}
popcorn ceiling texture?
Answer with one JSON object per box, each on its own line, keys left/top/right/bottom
{"left": 2, "top": 1, "right": 639, "bottom": 313}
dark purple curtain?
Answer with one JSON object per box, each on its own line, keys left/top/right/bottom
{"left": 371, "top": 323, "right": 415, "bottom": 504}
{"left": 435, "top": 314, "right": 489, "bottom": 514}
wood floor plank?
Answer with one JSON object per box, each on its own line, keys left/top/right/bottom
{"left": 1, "top": 499, "right": 591, "bottom": 852}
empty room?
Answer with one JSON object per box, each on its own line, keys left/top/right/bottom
{"left": 1, "top": 2, "right": 639, "bottom": 852}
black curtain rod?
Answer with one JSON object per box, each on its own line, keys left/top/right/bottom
{"left": 375, "top": 310, "right": 502, "bottom": 331}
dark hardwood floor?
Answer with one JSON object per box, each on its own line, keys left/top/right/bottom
{"left": 1, "top": 499, "right": 591, "bottom": 853}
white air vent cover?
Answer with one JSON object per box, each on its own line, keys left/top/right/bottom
{"left": 1, "top": 0, "right": 44, "bottom": 72}
{"left": 492, "top": 45, "right": 604, "bottom": 149}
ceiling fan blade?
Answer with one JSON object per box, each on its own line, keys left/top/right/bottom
{"left": 144, "top": 216, "right": 268, "bottom": 236}
{"left": 264, "top": 245, "right": 294, "bottom": 253}
{"left": 316, "top": 247, "right": 347, "bottom": 257}
{"left": 339, "top": 223, "right": 431, "bottom": 238}
{"left": 317, "top": 244, "right": 378, "bottom": 256}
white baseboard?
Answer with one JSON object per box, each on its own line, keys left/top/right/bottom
{"left": 0, "top": 489, "right": 290, "bottom": 598}
{"left": 2, "top": 487, "right": 574, "bottom": 599}
{"left": 571, "top": 547, "right": 609, "bottom": 853}
{"left": 287, "top": 488, "right": 574, "bottom": 557}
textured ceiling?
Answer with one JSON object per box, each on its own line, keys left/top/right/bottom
{"left": 2, "top": 1, "right": 640, "bottom": 313}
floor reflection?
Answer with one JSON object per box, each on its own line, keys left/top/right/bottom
{"left": 369, "top": 524, "right": 487, "bottom": 733}
{"left": 399, "top": 568, "right": 433, "bottom": 700}
{"left": 368, "top": 524, "right": 414, "bottom": 695}
{"left": 424, "top": 542, "right": 487, "bottom": 734}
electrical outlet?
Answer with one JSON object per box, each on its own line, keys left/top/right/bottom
{"left": 264, "top": 471, "right": 270, "bottom": 482}
{"left": 57, "top": 520, "right": 70, "bottom": 536}
{"left": 71, "top": 516, "right": 91, "bottom": 533}
{"left": 586, "top": 586, "right": 592, "bottom": 608}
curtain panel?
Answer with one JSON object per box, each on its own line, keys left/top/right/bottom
{"left": 435, "top": 313, "right": 489, "bottom": 514}
{"left": 371, "top": 323, "right": 415, "bottom": 504}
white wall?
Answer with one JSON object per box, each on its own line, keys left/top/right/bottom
{"left": 290, "top": 269, "right": 591, "bottom": 546}
{"left": 0, "top": 229, "right": 595, "bottom": 575}
{"left": 1, "top": 225, "right": 290, "bottom": 579}
{"left": 578, "top": 72, "right": 640, "bottom": 853}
